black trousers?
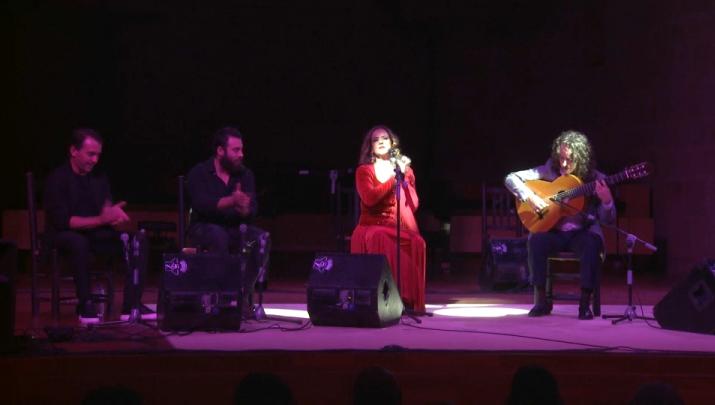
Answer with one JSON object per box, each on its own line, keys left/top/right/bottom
{"left": 188, "top": 223, "right": 271, "bottom": 303}
{"left": 51, "top": 228, "right": 148, "bottom": 310}
{"left": 527, "top": 229, "right": 602, "bottom": 290}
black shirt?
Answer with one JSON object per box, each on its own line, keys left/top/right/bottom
{"left": 43, "top": 162, "right": 113, "bottom": 233}
{"left": 187, "top": 159, "right": 257, "bottom": 227}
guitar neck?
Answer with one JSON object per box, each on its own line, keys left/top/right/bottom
{"left": 558, "top": 171, "right": 629, "bottom": 200}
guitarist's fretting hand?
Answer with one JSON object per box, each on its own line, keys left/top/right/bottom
{"left": 595, "top": 179, "right": 613, "bottom": 205}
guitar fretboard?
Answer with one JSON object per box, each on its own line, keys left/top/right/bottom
{"left": 553, "top": 164, "right": 648, "bottom": 201}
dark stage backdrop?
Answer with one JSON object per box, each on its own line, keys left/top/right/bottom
{"left": 4, "top": 1, "right": 715, "bottom": 277}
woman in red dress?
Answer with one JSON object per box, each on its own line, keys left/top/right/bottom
{"left": 350, "top": 125, "right": 426, "bottom": 313}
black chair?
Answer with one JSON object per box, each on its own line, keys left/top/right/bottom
{"left": 482, "top": 183, "right": 524, "bottom": 240}
{"left": 479, "top": 183, "right": 527, "bottom": 288}
{"left": 26, "top": 172, "right": 114, "bottom": 320}
{"left": 177, "top": 175, "right": 191, "bottom": 251}
{"left": 546, "top": 251, "right": 602, "bottom": 316}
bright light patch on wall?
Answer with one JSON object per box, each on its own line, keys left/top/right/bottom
{"left": 432, "top": 304, "right": 529, "bottom": 318}
{"left": 264, "top": 307, "right": 311, "bottom": 319}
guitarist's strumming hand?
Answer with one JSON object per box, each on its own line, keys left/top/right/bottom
{"left": 595, "top": 179, "right": 613, "bottom": 205}
{"left": 527, "top": 194, "right": 549, "bottom": 215}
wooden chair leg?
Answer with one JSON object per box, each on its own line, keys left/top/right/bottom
{"left": 545, "top": 263, "right": 554, "bottom": 307}
{"left": 106, "top": 260, "right": 114, "bottom": 315}
{"left": 51, "top": 249, "right": 60, "bottom": 320}
{"left": 31, "top": 252, "right": 39, "bottom": 318}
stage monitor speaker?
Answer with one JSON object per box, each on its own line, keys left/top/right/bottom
{"left": 481, "top": 237, "right": 529, "bottom": 289}
{"left": 307, "top": 253, "right": 404, "bottom": 328}
{"left": 0, "top": 241, "right": 17, "bottom": 345}
{"left": 654, "top": 260, "right": 715, "bottom": 334}
{"left": 159, "top": 253, "right": 243, "bottom": 332}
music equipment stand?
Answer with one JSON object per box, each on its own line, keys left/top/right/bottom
{"left": 393, "top": 162, "right": 431, "bottom": 322}
{"left": 602, "top": 231, "right": 657, "bottom": 324}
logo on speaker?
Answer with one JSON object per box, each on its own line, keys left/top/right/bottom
{"left": 492, "top": 242, "right": 508, "bottom": 255}
{"left": 164, "top": 257, "right": 188, "bottom": 276}
{"left": 312, "top": 256, "right": 334, "bottom": 273}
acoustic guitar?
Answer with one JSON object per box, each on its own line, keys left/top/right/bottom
{"left": 516, "top": 162, "right": 652, "bottom": 233}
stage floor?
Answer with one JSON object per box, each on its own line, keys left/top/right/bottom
{"left": 10, "top": 269, "right": 711, "bottom": 354}
{"left": 14, "top": 297, "right": 715, "bottom": 356}
{"left": 5, "top": 271, "right": 715, "bottom": 404}
{"left": 160, "top": 303, "right": 713, "bottom": 354}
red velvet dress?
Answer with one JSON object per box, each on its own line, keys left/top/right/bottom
{"left": 350, "top": 163, "right": 426, "bottom": 312}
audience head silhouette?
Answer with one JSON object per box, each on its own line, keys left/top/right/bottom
{"left": 234, "top": 372, "right": 293, "bottom": 405}
{"left": 353, "top": 366, "right": 402, "bottom": 405}
{"left": 506, "top": 365, "right": 562, "bottom": 405}
{"left": 82, "top": 385, "right": 142, "bottom": 405}
{"left": 630, "top": 381, "right": 684, "bottom": 405}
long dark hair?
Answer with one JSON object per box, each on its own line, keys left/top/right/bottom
{"left": 358, "top": 125, "right": 401, "bottom": 165}
{"left": 549, "top": 130, "right": 595, "bottom": 180}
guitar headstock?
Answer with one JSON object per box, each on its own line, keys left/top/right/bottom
{"left": 623, "top": 162, "right": 652, "bottom": 180}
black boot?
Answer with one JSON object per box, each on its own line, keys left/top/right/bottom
{"left": 528, "top": 285, "right": 551, "bottom": 317}
{"left": 578, "top": 288, "right": 594, "bottom": 320}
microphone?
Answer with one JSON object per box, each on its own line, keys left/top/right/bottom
{"left": 132, "top": 229, "right": 144, "bottom": 257}
{"left": 329, "top": 169, "right": 338, "bottom": 195}
{"left": 389, "top": 148, "right": 411, "bottom": 167}
{"left": 239, "top": 224, "right": 248, "bottom": 254}
{"left": 259, "top": 232, "right": 268, "bottom": 256}
{"left": 257, "top": 232, "right": 270, "bottom": 286}
{"left": 389, "top": 148, "right": 404, "bottom": 177}
{"left": 120, "top": 232, "right": 130, "bottom": 262}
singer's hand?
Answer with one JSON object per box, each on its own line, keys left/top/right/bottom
{"left": 232, "top": 183, "right": 251, "bottom": 216}
{"left": 396, "top": 155, "right": 411, "bottom": 174}
{"left": 595, "top": 179, "right": 613, "bottom": 205}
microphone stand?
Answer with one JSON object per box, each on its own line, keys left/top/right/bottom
{"left": 92, "top": 230, "right": 153, "bottom": 329}
{"left": 128, "top": 229, "right": 145, "bottom": 324}
{"left": 330, "top": 169, "right": 343, "bottom": 252}
{"left": 601, "top": 228, "right": 657, "bottom": 324}
{"left": 241, "top": 228, "right": 302, "bottom": 325}
{"left": 298, "top": 168, "right": 353, "bottom": 253}
{"left": 392, "top": 161, "right": 431, "bottom": 322}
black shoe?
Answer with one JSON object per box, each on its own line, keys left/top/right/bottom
{"left": 528, "top": 304, "right": 551, "bottom": 317}
{"left": 529, "top": 285, "right": 551, "bottom": 317}
{"left": 578, "top": 305, "right": 594, "bottom": 320}
{"left": 120, "top": 304, "right": 156, "bottom": 321}
{"left": 242, "top": 303, "right": 256, "bottom": 320}
{"left": 578, "top": 287, "right": 594, "bottom": 320}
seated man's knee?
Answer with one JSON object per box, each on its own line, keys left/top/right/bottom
{"left": 55, "top": 231, "right": 91, "bottom": 254}
{"left": 528, "top": 232, "right": 552, "bottom": 247}
{"left": 582, "top": 234, "right": 604, "bottom": 256}
{"left": 191, "top": 224, "right": 230, "bottom": 253}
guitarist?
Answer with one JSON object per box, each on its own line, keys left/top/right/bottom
{"left": 505, "top": 130, "right": 616, "bottom": 319}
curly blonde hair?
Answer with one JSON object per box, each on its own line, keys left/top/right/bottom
{"left": 550, "top": 130, "right": 595, "bottom": 180}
